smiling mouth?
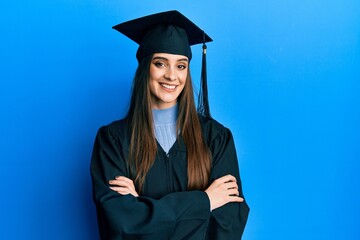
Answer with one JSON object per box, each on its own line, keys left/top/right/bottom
{"left": 160, "top": 83, "right": 177, "bottom": 90}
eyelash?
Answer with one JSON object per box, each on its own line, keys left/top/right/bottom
{"left": 153, "top": 62, "right": 187, "bottom": 70}
{"left": 154, "top": 62, "right": 165, "bottom": 68}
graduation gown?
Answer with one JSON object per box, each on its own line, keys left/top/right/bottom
{"left": 90, "top": 116, "right": 249, "bottom": 240}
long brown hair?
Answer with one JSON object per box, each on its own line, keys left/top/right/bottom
{"left": 127, "top": 54, "right": 212, "bottom": 192}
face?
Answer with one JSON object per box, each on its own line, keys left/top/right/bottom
{"left": 149, "top": 53, "right": 188, "bottom": 109}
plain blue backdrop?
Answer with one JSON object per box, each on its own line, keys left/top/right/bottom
{"left": 1, "top": 1, "right": 359, "bottom": 239}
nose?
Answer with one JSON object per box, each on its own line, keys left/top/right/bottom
{"left": 164, "top": 67, "right": 177, "bottom": 81}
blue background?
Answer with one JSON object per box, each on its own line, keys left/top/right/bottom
{"left": 1, "top": 1, "right": 359, "bottom": 239}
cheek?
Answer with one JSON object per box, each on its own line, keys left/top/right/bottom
{"left": 178, "top": 75, "right": 188, "bottom": 93}
{"left": 149, "top": 67, "right": 160, "bottom": 91}
{"left": 149, "top": 63, "right": 165, "bottom": 79}
{"left": 179, "top": 71, "right": 188, "bottom": 84}
{"left": 149, "top": 66, "right": 157, "bottom": 79}
{"left": 149, "top": 78, "right": 157, "bottom": 95}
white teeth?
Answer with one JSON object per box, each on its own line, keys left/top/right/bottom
{"left": 161, "top": 83, "right": 176, "bottom": 89}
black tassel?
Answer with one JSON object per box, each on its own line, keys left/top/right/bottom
{"left": 197, "top": 32, "right": 211, "bottom": 118}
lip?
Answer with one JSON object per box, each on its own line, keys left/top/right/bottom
{"left": 160, "top": 83, "right": 178, "bottom": 91}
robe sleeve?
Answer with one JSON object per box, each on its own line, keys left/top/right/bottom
{"left": 90, "top": 126, "right": 211, "bottom": 239}
{"left": 206, "top": 127, "right": 250, "bottom": 240}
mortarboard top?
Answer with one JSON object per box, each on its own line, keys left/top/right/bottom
{"left": 112, "top": 10, "right": 212, "bottom": 60}
{"left": 112, "top": 10, "right": 212, "bottom": 118}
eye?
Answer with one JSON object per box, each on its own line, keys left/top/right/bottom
{"left": 177, "top": 64, "right": 187, "bottom": 70}
{"left": 154, "top": 62, "right": 166, "bottom": 68}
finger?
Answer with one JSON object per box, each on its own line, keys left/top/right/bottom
{"left": 218, "top": 174, "right": 237, "bottom": 183}
{"left": 224, "top": 181, "right": 238, "bottom": 190}
{"left": 114, "top": 177, "right": 136, "bottom": 190}
{"left": 109, "top": 180, "right": 124, "bottom": 187}
{"left": 109, "top": 180, "right": 135, "bottom": 189}
{"left": 109, "top": 179, "right": 126, "bottom": 186}
{"left": 109, "top": 186, "right": 131, "bottom": 194}
{"left": 213, "top": 175, "right": 235, "bottom": 186}
{"left": 227, "top": 188, "right": 240, "bottom": 196}
{"left": 110, "top": 186, "right": 138, "bottom": 196}
{"left": 109, "top": 186, "right": 130, "bottom": 191}
{"left": 115, "top": 176, "right": 134, "bottom": 184}
{"left": 228, "top": 196, "right": 244, "bottom": 203}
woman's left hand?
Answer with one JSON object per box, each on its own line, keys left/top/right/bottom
{"left": 109, "top": 176, "right": 139, "bottom": 197}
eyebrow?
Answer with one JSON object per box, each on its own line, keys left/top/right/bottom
{"left": 152, "top": 56, "right": 189, "bottom": 62}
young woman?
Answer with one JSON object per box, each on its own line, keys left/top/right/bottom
{"left": 91, "top": 10, "right": 249, "bottom": 239}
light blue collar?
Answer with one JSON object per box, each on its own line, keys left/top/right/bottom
{"left": 152, "top": 104, "right": 178, "bottom": 125}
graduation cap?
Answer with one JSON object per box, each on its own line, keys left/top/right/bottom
{"left": 113, "top": 10, "right": 213, "bottom": 118}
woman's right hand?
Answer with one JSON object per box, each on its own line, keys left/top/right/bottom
{"left": 205, "top": 174, "right": 244, "bottom": 211}
{"left": 109, "top": 176, "right": 139, "bottom": 197}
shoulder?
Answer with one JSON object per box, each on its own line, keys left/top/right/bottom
{"left": 96, "top": 117, "right": 130, "bottom": 146}
{"left": 101, "top": 117, "right": 129, "bottom": 132}
{"left": 198, "top": 115, "right": 233, "bottom": 143}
